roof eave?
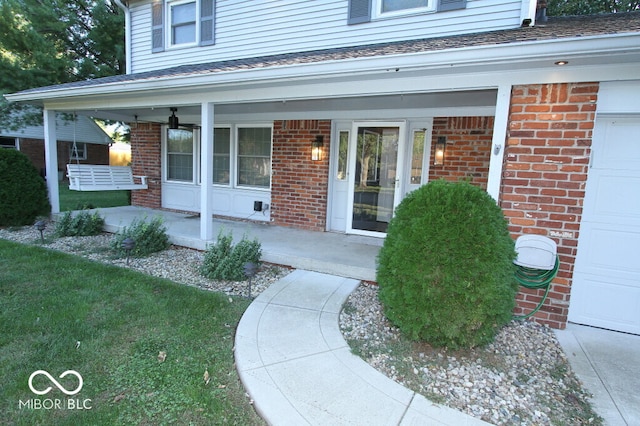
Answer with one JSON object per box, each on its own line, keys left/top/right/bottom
{"left": 5, "top": 32, "right": 640, "bottom": 105}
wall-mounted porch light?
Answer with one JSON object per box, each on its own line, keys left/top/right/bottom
{"left": 312, "top": 135, "right": 324, "bottom": 161}
{"left": 168, "top": 107, "right": 179, "bottom": 129}
{"left": 434, "top": 136, "right": 446, "bottom": 166}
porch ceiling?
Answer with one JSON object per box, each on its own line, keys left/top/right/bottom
{"left": 66, "top": 90, "right": 499, "bottom": 125}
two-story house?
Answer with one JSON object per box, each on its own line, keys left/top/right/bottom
{"left": 6, "top": 0, "right": 640, "bottom": 334}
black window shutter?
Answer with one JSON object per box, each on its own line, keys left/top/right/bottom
{"left": 200, "top": 0, "right": 215, "bottom": 46}
{"left": 151, "top": 0, "right": 164, "bottom": 53}
{"left": 437, "top": 0, "right": 467, "bottom": 12}
{"left": 348, "top": 0, "right": 372, "bottom": 25}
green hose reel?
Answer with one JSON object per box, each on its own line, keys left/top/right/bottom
{"left": 512, "top": 235, "right": 560, "bottom": 320}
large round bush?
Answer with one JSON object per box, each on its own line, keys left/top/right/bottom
{"left": 377, "top": 180, "right": 517, "bottom": 349}
{"left": 0, "top": 149, "right": 50, "bottom": 226}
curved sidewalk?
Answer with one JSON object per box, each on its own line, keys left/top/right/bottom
{"left": 235, "top": 270, "right": 489, "bottom": 425}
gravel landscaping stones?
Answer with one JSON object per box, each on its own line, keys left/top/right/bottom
{"left": 1, "top": 222, "right": 601, "bottom": 425}
{"left": 340, "top": 282, "right": 602, "bottom": 426}
{"left": 0, "top": 223, "right": 290, "bottom": 298}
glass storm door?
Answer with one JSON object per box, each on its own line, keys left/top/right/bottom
{"left": 348, "top": 123, "right": 404, "bottom": 235}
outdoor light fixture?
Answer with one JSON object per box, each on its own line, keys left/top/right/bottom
{"left": 122, "top": 237, "right": 136, "bottom": 265}
{"left": 168, "top": 107, "right": 179, "bottom": 129}
{"left": 434, "top": 136, "right": 446, "bottom": 166}
{"left": 554, "top": 60, "right": 569, "bottom": 66}
{"left": 34, "top": 220, "right": 46, "bottom": 243}
{"left": 311, "top": 135, "right": 324, "bottom": 161}
{"left": 243, "top": 262, "right": 259, "bottom": 299}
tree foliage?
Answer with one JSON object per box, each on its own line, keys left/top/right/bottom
{"left": 0, "top": 0, "right": 125, "bottom": 130}
{"left": 377, "top": 180, "right": 518, "bottom": 349}
{"left": 548, "top": 0, "right": 639, "bottom": 16}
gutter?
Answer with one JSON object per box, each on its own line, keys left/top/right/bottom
{"left": 113, "top": 0, "right": 132, "bottom": 74}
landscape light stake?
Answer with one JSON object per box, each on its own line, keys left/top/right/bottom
{"left": 34, "top": 220, "right": 46, "bottom": 243}
{"left": 243, "top": 262, "right": 259, "bottom": 299}
{"left": 122, "top": 237, "right": 136, "bottom": 266}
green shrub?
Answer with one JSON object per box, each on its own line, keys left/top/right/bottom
{"left": 55, "top": 210, "right": 105, "bottom": 236}
{"left": 110, "top": 216, "right": 170, "bottom": 257}
{"left": 0, "top": 149, "right": 50, "bottom": 226}
{"left": 201, "top": 230, "right": 262, "bottom": 281}
{"left": 377, "top": 180, "right": 518, "bottom": 349}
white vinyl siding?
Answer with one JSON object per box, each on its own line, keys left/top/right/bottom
{"left": 129, "top": 0, "right": 523, "bottom": 74}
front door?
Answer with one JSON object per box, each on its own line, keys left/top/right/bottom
{"left": 347, "top": 122, "right": 405, "bottom": 235}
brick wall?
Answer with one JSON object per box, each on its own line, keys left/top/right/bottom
{"left": 501, "top": 82, "right": 598, "bottom": 329}
{"left": 430, "top": 117, "right": 493, "bottom": 190}
{"left": 271, "top": 120, "right": 331, "bottom": 230}
{"left": 130, "top": 122, "right": 162, "bottom": 209}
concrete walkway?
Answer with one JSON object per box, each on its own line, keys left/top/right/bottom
{"left": 235, "top": 270, "right": 490, "bottom": 426}
{"left": 94, "top": 206, "right": 639, "bottom": 425}
{"left": 555, "top": 324, "right": 640, "bottom": 426}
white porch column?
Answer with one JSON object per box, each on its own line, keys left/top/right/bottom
{"left": 486, "top": 84, "right": 512, "bottom": 202}
{"left": 43, "top": 109, "right": 60, "bottom": 213}
{"left": 200, "top": 102, "right": 215, "bottom": 241}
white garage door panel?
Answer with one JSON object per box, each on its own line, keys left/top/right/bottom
{"left": 570, "top": 276, "right": 640, "bottom": 335}
{"left": 569, "top": 112, "right": 640, "bottom": 335}
{"left": 596, "top": 117, "right": 640, "bottom": 169}
{"left": 587, "top": 175, "right": 640, "bottom": 225}
{"left": 575, "top": 227, "right": 640, "bottom": 280}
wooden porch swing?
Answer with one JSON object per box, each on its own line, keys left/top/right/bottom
{"left": 66, "top": 115, "right": 148, "bottom": 191}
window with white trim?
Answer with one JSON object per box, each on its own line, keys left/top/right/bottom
{"left": 169, "top": 0, "right": 196, "bottom": 46}
{"left": 166, "top": 128, "right": 195, "bottom": 182}
{"left": 213, "top": 127, "right": 231, "bottom": 184}
{"left": 70, "top": 143, "right": 87, "bottom": 160}
{"left": 0, "top": 137, "right": 17, "bottom": 149}
{"left": 212, "top": 125, "right": 272, "bottom": 189}
{"left": 152, "top": 0, "right": 215, "bottom": 52}
{"left": 237, "top": 127, "right": 271, "bottom": 188}
{"left": 378, "top": 0, "right": 432, "bottom": 15}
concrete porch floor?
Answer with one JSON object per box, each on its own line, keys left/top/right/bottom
{"left": 96, "top": 205, "right": 381, "bottom": 282}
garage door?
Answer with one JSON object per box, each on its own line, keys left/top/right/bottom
{"left": 568, "top": 116, "right": 640, "bottom": 335}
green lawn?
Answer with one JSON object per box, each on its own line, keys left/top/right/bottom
{"left": 0, "top": 239, "right": 263, "bottom": 425}
{"left": 58, "top": 185, "right": 130, "bottom": 212}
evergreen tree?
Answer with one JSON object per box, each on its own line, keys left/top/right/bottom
{"left": 0, "top": 0, "right": 125, "bottom": 130}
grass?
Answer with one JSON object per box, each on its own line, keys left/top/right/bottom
{"left": 0, "top": 239, "right": 264, "bottom": 425}
{"left": 58, "top": 185, "right": 130, "bottom": 212}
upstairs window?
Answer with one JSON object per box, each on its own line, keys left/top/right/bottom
{"left": 379, "top": 0, "right": 431, "bottom": 15}
{"left": 348, "top": 0, "right": 466, "bottom": 24}
{"left": 152, "top": 0, "right": 215, "bottom": 52}
{"left": 170, "top": 1, "right": 196, "bottom": 45}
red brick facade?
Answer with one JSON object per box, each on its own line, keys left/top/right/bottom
{"left": 430, "top": 117, "right": 493, "bottom": 189}
{"left": 271, "top": 120, "right": 331, "bottom": 230}
{"left": 501, "top": 82, "right": 597, "bottom": 328}
{"left": 130, "top": 122, "right": 162, "bottom": 209}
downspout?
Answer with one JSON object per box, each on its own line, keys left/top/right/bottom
{"left": 114, "top": 0, "right": 132, "bottom": 74}
{"left": 520, "top": 0, "right": 538, "bottom": 27}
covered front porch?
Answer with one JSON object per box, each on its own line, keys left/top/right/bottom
{"left": 96, "top": 205, "right": 381, "bottom": 281}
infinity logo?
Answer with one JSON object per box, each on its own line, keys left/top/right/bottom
{"left": 28, "top": 370, "right": 83, "bottom": 396}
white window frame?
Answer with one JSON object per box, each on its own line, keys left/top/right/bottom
{"left": 235, "top": 124, "right": 273, "bottom": 191}
{"left": 166, "top": 0, "right": 199, "bottom": 49}
{"left": 374, "top": 0, "right": 434, "bottom": 18}
{"left": 0, "top": 137, "right": 18, "bottom": 149}
{"left": 70, "top": 142, "right": 87, "bottom": 160}
{"left": 163, "top": 126, "right": 199, "bottom": 184}
{"left": 212, "top": 126, "right": 232, "bottom": 187}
